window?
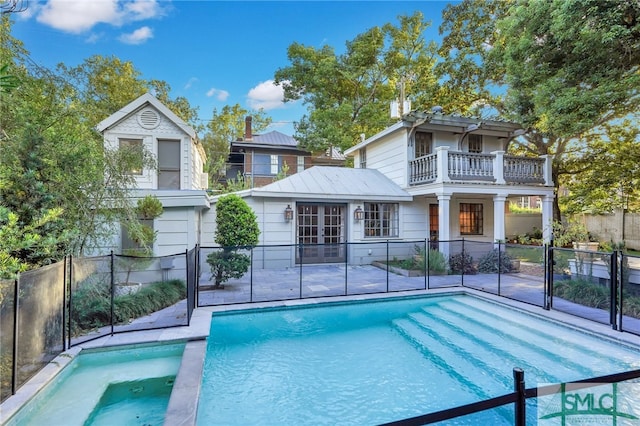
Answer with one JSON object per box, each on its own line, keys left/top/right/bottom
{"left": 415, "top": 132, "right": 432, "bottom": 158}
{"left": 119, "top": 138, "right": 144, "bottom": 175}
{"left": 297, "top": 156, "right": 305, "bottom": 173}
{"left": 364, "top": 203, "right": 399, "bottom": 237}
{"left": 359, "top": 148, "right": 366, "bottom": 168}
{"left": 468, "top": 134, "right": 483, "bottom": 153}
{"left": 253, "top": 154, "right": 281, "bottom": 175}
{"left": 459, "top": 203, "right": 483, "bottom": 235}
{"left": 158, "top": 140, "right": 180, "bottom": 189}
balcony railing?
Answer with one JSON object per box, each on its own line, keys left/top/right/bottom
{"left": 409, "top": 148, "right": 550, "bottom": 186}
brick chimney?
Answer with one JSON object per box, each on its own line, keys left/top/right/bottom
{"left": 244, "top": 116, "right": 252, "bottom": 140}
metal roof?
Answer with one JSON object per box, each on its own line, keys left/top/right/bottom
{"left": 250, "top": 166, "right": 412, "bottom": 201}
{"left": 252, "top": 130, "right": 298, "bottom": 147}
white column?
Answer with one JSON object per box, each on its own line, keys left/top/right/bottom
{"left": 542, "top": 194, "right": 554, "bottom": 243}
{"left": 542, "top": 155, "right": 554, "bottom": 187}
{"left": 437, "top": 194, "right": 451, "bottom": 258}
{"left": 435, "top": 146, "right": 450, "bottom": 184}
{"left": 493, "top": 195, "right": 507, "bottom": 242}
{"left": 492, "top": 151, "right": 506, "bottom": 184}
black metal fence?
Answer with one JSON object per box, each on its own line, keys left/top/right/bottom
{"left": 0, "top": 250, "right": 197, "bottom": 402}
{"left": 1, "top": 240, "right": 638, "bottom": 403}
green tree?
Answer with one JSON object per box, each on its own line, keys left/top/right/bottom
{"left": 561, "top": 120, "right": 640, "bottom": 215}
{"left": 201, "top": 104, "right": 271, "bottom": 187}
{"left": 206, "top": 194, "right": 260, "bottom": 289}
{"left": 438, "top": 0, "right": 640, "bottom": 219}
{"left": 275, "top": 12, "right": 443, "bottom": 153}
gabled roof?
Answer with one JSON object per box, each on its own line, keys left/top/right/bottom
{"left": 95, "top": 92, "right": 197, "bottom": 139}
{"left": 247, "top": 166, "right": 412, "bottom": 201}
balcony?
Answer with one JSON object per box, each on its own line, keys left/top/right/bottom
{"left": 409, "top": 147, "right": 552, "bottom": 186}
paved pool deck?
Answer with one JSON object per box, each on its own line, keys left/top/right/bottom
{"left": 3, "top": 265, "right": 640, "bottom": 425}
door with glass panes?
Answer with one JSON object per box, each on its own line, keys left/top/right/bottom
{"left": 296, "top": 203, "right": 346, "bottom": 264}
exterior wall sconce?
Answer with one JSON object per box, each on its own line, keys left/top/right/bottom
{"left": 354, "top": 205, "right": 364, "bottom": 221}
{"left": 284, "top": 205, "right": 294, "bottom": 222}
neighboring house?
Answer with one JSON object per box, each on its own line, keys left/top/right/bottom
{"left": 206, "top": 108, "right": 554, "bottom": 267}
{"left": 95, "top": 93, "right": 210, "bottom": 256}
{"left": 226, "top": 116, "right": 345, "bottom": 188}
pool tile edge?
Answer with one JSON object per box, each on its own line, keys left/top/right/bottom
{"left": 0, "top": 346, "right": 82, "bottom": 424}
{"left": 164, "top": 340, "right": 207, "bottom": 426}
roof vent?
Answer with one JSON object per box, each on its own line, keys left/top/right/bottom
{"left": 432, "top": 106, "right": 444, "bottom": 114}
{"left": 138, "top": 108, "right": 160, "bottom": 129}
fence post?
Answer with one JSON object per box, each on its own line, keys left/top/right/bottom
{"left": 299, "top": 243, "right": 303, "bottom": 299}
{"left": 386, "top": 240, "right": 389, "bottom": 292}
{"left": 424, "top": 238, "right": 428, "bottom": 290}
{"left": 461, "top": 238, "right": 465, "bottom": 287}
{"left": 110, "top": 250, "right": 115, "bottom": 336}
{"left": 618, "top": 251, "right": 624, "bottom": 332}
{"left": 513, "top": 367, "right": 526, "bottom": 426}
{"left": 63, "top": 255, "right": 68, "bottom": 351}
{"left": 250, "top": 247, "right": 254, "bottom": 303}
{"left": 545, "top": 243, "right": 554, "bottom": 310}
{"left": 610, "top": 251, "right": 618, "bottom": 330}
{"left": 497, "top": 241, "right": 502, "bottom": 296}
{"left": 344, "top": 242, "right": 348, "bottom": 296}
{"left": 11, "top": 276, "right": 19, "bottom": 395}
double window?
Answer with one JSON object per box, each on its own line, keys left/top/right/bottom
{"left": 459, "top": 203, "right": 483, "bottom": 235}
{"left": 364, "top": 203, "right": 399, "bottom": 238}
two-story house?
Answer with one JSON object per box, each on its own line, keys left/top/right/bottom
{"left": 95, "top": 93, "right": 210, "bottom": 256}
{"left": 226, "top": 116, "right": 345, "bottom": 188}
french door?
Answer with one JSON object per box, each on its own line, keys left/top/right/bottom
{"left": 296, "top": 203, "right": 346, "bottom": 264}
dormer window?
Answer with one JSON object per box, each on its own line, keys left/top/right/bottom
{"left": 468, "top": 134, "right": 483, "bottom": 153}
{"left": 415, "top": 132, "right": 432, "bottom": 158}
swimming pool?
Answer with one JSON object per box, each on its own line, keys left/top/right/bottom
{"left": 197, "top": 294, "right": 640, "bottom": 425}
{"left": 5, "top": 342, "right": 185, "bottom": 426}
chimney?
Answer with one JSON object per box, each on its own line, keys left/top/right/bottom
{"left": 244, "top": 116, "right": 253, "bottom": 140}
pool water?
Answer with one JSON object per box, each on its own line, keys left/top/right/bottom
{"left": 6, "top": 342, "right": 184, "bottom": 426}
{"left": 197, "top": 294, "right": 640, "bottom": 425}
{"left": 84, "top": 376, "right": 175, "bottom": 425}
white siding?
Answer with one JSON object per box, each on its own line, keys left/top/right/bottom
{"left": 363, "top": 131, "right": 408, "bottom": 187}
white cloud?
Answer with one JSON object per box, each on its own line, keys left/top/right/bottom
{"left": 247, "top": 80, "right": 285, "bottom": 110}
{"left": 206, "top": 88, "right": 230, "bottom": 101}
{"left": 118, "top": 26, "right": 153, "bottom": 44}
{"left": 35, "top": 0, "right": 165, "bottom": 34}
{"left": 184, "top": 77, "right": 198, "bottom": 90}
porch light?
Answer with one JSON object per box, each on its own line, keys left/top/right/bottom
{"left": 284, "top": 205, "right": 294, "bottom": 222}
{"left": 354, "top": 206, "right": 364, "bottom": 221}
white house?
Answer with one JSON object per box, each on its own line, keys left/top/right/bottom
{"left": 95, "top": 93, "right": 210, "bottom": 256}
{"left": 344, "top": 108, "right": 555, "bottom": 246}
{"left": 95, "top": 95, "right": 553, "bottom": 269}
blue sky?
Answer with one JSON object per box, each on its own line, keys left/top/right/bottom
{"left": 12, "top": 1, "right": 452, "bottom": 135}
